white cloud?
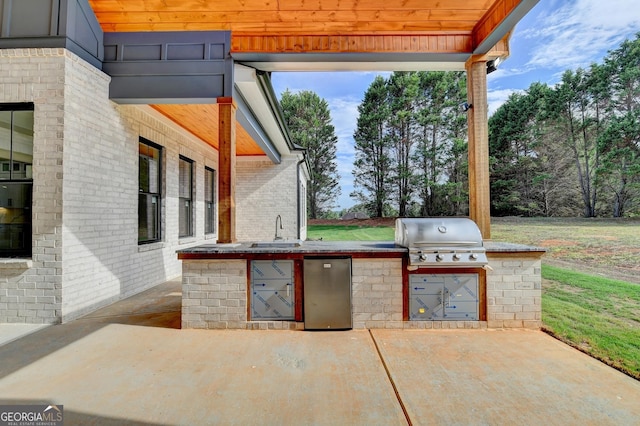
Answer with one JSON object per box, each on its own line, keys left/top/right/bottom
{"left": 327, "top": 96, "right": 361, "bottom": 209}
{"left": 328, "top": 97, "right": 359, "bottom": 154}
{"left": 487, "top": 88, "right": 523, "bottom": 116}
{"left": 523, "top": 0, "right": 640, "bottom": 71}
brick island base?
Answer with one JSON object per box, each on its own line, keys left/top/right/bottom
{"left": 180, "top": 243, "right": 544, "bottom": 330}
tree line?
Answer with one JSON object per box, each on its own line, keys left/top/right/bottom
{"left": 490, "top": 33, "right": 640, "bottom": 218}
{"left": 351, "top": 71, "right": 469, "bottom": 217}
{"left": 279, "top": 33, "right": 640, "bottom": 218}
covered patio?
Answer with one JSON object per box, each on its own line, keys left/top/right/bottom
{"left": 0, "top": 280, "right": 638, "bottom": 425}
{"left": 86, "top": 0, "right": 541, "bottom": 241}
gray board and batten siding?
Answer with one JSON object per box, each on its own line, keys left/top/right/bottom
{"left": 0, "top": 0, "right": 104, "bottom": 67}
{"left": 102, "top": 31, "right": 233, "bottom": 103}
{"left": 0, "top": 0, "right": 233, "bottom": 103}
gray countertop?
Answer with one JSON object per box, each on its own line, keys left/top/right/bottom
{"left": 177, "top": 240, "right": 545, "bottom": 257}
{"left": 485, "top": 241, "right": 546, "bottom": 253}
{"left": 177, "top": 240, "right": 405, "bottom": 255}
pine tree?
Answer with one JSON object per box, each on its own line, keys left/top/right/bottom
{"left": 351, "top": 76, "right": 392, "bottom": 217}
{"left": 598, "top": 33, "right": 640, "bottom": 217}
{"left": 280, "top": 90, "right": 341, "bottom": 218}
{"left": 387, "top": 72, "right": 420, "bottom": 217}
{"left": 413, "top": 71, "right": 468, "bottom": 216}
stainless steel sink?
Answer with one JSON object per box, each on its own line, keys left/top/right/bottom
{"left": 250, "top": 240, "right": 302, "bottom": 248}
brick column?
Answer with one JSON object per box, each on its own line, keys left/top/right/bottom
{"left": 465, "top": 57, "right": 491, "bottom": 239}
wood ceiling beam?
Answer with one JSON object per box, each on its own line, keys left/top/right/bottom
{"left": 96, "top": 22, "right": 479, "bottom": 34}
{"left": 473, "top": 0, "right": 538, "bottom": 54}
{"left": 232, "top": 34, "right": 473, "bottom": 55}
{"left": 93, "top": 11, "right": 482, "bottom": 25}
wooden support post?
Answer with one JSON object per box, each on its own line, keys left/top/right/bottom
{"left": 465, "top": 58, "right": 491, "bottom": 240}
{"left": 217, "top": 97, "right": 237, "bottom": 243}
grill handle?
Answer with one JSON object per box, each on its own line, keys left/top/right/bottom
{"left": 413, "top": 241, "right": 480, "bottom": 246}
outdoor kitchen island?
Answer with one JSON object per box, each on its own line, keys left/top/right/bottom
{"left": 177, "top": 239, "right": 545, "bottom": 330}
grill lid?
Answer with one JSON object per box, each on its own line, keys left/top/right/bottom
{"left": 395, "top": 218, "right": 483, "bottom": 248}
{"left": 395, "top": 218, "right": 488, "bottom": 268}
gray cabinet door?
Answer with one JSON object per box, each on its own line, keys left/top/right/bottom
{"left": 409, "top": 274, "right": 478, "bottom": 320}
{"left": 251, "top": 260, "right": 294, "bottom": 320}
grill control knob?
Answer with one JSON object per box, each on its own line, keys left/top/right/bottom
{"left": 436, "top": 254, "right": 445, "bottom": 262}
{"left": 453, "top": 253, "right": 462, "bottom": 261}
{"left": 419, "top": 253, "right": 428, "bottom": 261}
{"left": 469, "top": 253, "right": 478, "bottom": 260}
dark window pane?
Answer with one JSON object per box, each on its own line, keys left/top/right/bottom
{"left": 179, "top": 157, "right": 193, "bottom": 237}
{"left": 0, "top": 182, "right": 32, "bottom": 255}
{"left": 0, "top": 112, "right": 11, "bottom": 178}
{"left": 12, "top": 110, "right": 33, "bottom": 180}
{"left": 138, "top": 194, "right": 159, "bottom": 242}
{"left": 0, "top": 105, "right": 33, "bottom": 256}
{"left": 138, "top": 139, "right": 161, "bottom": 244}
{"left": 139, "top": 155, "right": 149, "bottom": 193}
{"left": 205, "top": 168, "right": 213, "bottom": 203}
{"left": 179, "top": 198, "right": 191, "bottom": 237}
{"left": 205, "top": 202, "right": 214, "bottom": 234}
{"left": 139, "top": 142, "right": 160, "bottom": 194}
{"left": 0, "top": 110, "right": 33, "bottom": 181}
{"left": 178, "top": 158, "right": 192, "bottom": 199}
{"left": 205, "top": 167, "right": 215, "bottom": 234}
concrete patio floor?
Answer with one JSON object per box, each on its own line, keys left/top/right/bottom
{"left": 0, "top": 278, "right": 639, "bottom": 425}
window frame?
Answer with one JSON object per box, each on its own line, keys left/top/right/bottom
{"left": 138, "top": 137, "right": 163, "bottom": 245}
{"left": 0, "top": 103, "right": 34, "bottom": 257}
{"left": 178, "top": 156, "right": 194, "bottom": 238}
{"left": 204, "top": 166, "right": 216, "bottom": 235}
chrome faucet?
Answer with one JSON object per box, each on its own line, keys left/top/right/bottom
{"left": 274, "top": 215, "right": 283, "bottom": 240}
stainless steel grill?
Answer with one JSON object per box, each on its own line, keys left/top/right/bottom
{"left": 395, "top": 218, "right": 488, "bottom": 268}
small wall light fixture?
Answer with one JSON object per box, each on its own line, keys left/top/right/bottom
{"left": 460, "top": 102, "right": 473, "bottom": 112}
{"left": 486, "top": 58, "right": 501, "bottom": 74}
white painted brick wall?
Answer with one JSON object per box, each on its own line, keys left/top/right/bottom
{"left": 236, "top": 156, "right": 306, "bottom": 242}
{"left": 486, "top": 255, "right": 542, "bottom": 329}
{"left": 0, "top": 48, "right": 66, "bottom": 324}
{"left": 59, "top": 55, "right": 221, "bottom": 321}
{"left": 0, "top": 48, "right": 222, "bottom": 323}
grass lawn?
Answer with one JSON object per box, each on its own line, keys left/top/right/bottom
{"left": 542, "top": 265, "right": 640, "bottom": 379}
{"left": 307, "top": 225, "right": 394, "bottom": 241}
{"left": 307, "top": 219, "right": 640, "bottom": 380}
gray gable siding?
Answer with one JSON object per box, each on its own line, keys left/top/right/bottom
{"left": 0, "top": 0, "right": 103, "bottom": 67}
{"left": 102, "top": 31, "right": 233, "bottom": 103}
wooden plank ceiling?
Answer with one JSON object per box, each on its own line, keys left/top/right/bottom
{"left": 151, "top": 104, "right": 262, "bottom": 155}
{"left": 90, "top": 0, "right": 497, "bottom": 35}
{"left": 89, "top": 0, "right": 515, "bottom": 54}
{"left": 88, "top": 0, "right": 522, "bottom": 156}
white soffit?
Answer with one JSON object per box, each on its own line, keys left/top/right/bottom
{"left": 234, "top": 64, "right": 290, "bottom": 156}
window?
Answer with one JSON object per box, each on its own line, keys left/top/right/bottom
{"left": 0, "top": 104, "right": 34, "bottom": 256}
{"left": 179, "top": 156, "right": 193, "bottom": 237}
{"left": 139, "top": 138, "right": 162, "bottom": 244}
{"left": 205, "top": 167, "right": 216, "bottom": 234}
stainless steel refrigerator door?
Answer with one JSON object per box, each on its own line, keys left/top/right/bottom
{"left": 303, "top": 258, "right": 352, "bottom": 330}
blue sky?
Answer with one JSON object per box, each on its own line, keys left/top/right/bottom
{"left": 271, "top": 0, "right": 640, "bottom": 210}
